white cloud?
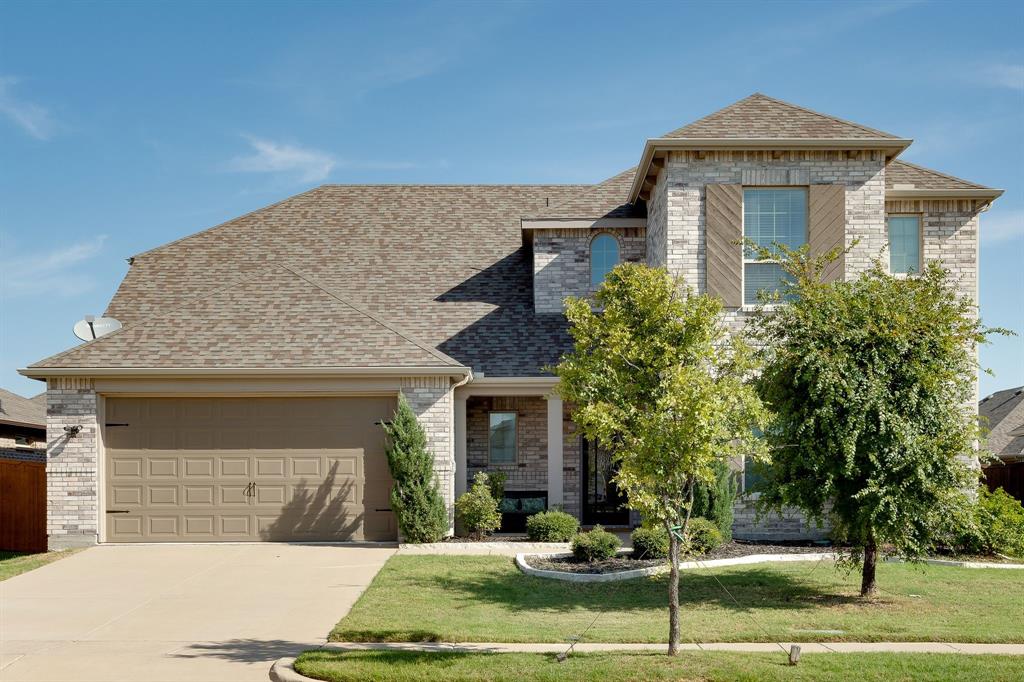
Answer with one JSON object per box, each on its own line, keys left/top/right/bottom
{"left": 1, "top": 234, "right": 108, "bottom": 297}
{"left": 974, "top": 62, "right": 1024, "bottom": 91}
{"left": 226, "top": 136, "right": 336, "bottom": 183}
{"left": 982, "top": 208, "right": 1024, "bottom": 244}
{"left": 0, "top": 76, "right": 58, "bottom": 140}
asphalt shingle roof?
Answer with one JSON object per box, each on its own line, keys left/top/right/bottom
{"left": 0, "top": 388, "right": 46, "bottom": 428}
{"left": 887, "top": 160, "right": 988, "bottom": 190}
{"left": 661, "top": 93, "right": 902, "bottom": 140}
{"left": 980, "top": 387, "right": 1024, "bottom": 459}
{"left": 33, "top": 185, "right": 586, "bottom": 376}
{"left": 526, "top": 168, "right": 643, "bottom": 220}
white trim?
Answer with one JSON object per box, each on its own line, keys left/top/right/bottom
{"left": 546, "top": 394, "right": 564, "bottom": 508}
{"left": 20, "top": 366, "right": 471, "bottom": 379}
{"left": 886, "top": 188, "right": 1003, "bottom": 200}
{"left": 521, "top": 218, "right": 647, "bottom": 230}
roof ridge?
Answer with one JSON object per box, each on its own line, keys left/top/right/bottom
{"left": 30, "top": 267, "right": 298, "bottom": 368}
{"left": 662, "top": 92, "right": 901, "bottom": 140}
{"left": 890, "top": 159, "right": 987, "bottom": 189}
{"left": 279, "top": 264, "right": 464, "bottom": 368}
{"left": 318, "top": 183, "right": 589, "bottom": 188}
{"left": 130, "top": 186, "right": 324, "bottom": 260}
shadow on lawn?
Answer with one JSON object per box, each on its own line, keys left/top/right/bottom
{"left": 407, "top": 565, "right": 866, "bottom": 615}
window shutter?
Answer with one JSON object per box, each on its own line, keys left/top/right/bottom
{"left": 705, "top": 184, "right": 743, "bottom": 307}
{"left": 808, "top": 185, "right": 846, "bottom": 282}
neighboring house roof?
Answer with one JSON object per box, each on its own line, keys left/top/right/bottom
{"left": 30, "top": 185, "right": 585, "bottom": 377}
{"left": 525, "top": 168, "right": 643, "bottom": 220}
{"left": 0, "top": 388, "right": 46, "bottom": 430}
{"left": 661, "top": 93, "right": 903, "bottom": 140}
{"left": 30, "top": 265, "right": 464, "bottom": 371}
{"left": 981, "top": 387, "right": 1024, "bottom": 461}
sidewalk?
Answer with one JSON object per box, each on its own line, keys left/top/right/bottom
{"left": 321, "top": 641, "right": 1024, "bottom": 655}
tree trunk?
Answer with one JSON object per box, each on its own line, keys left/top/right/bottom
{"left": 861, "top": 539, "right": 878, "bottom": 597}
{"left": 666, "top": 523, "right": 681, "bottom": 656}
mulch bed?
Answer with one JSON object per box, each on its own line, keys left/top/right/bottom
{"left": 529, "top": 541, "right": 832, "bottom": 575}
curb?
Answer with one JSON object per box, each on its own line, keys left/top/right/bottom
{"left": 269, "top": 657, "right": 313, "bottom": 682}
{"left": 515, "top": 551, "right": 840, "bottom": 582}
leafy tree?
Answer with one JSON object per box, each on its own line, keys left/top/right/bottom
{"left": 554, "top": 263, "right": 766, "bottom": 655}
{"left": 382, "top": 394, "right": 448, "bottom": 543}
{"left": 749, "top": 245, "right": 1005, "bottom": 596}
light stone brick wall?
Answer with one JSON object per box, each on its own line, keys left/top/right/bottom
{"left": 533, "top": 228, "right": 647, "bottom": 313}
{"left": 45, "top": 378, "right": 100, "bottom": 549}
{"left": 732, "top": 497, "right": 831, "bottom": 542}
{"left": 400, "top": 376, "right": 455, "bottom": 529}
{"left": 465, "top": 396, "right": 581, "bottom": 519}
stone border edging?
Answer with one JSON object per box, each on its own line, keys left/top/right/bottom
{"left": 269, "top": 657, "right": 309, "bottom": 682}
{"left": 515, "top": 551, "right": 841, "bottom": 582}
{"left": 399, "top": 541, "right": 571, "bottom": 556}
{"left": 886, "top": 557, "right": 1024, "bottom": 569}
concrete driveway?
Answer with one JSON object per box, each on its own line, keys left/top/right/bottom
{"left": 0, "top": 544, "right": 395, "bottom": 681}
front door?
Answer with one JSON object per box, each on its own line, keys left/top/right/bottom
{"left": 581, "top": 439, "right": 630, "bottom": 526}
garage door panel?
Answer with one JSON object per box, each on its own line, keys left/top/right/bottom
{"left": 104, "top": 396, "right": 398, "bottom": 543}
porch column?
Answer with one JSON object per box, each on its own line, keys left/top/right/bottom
{"left": 454, "top": 394, "right": 468, "bottom": 498}
{"left": 546, "top": 394, "right": 564, "bottom": 508}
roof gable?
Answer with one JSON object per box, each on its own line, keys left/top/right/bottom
{"left": 661, "top": 93, "right": 902, "bottom": 140}
{"left": 30, "top": 265, "right": 463, "bottom": 371}
{"left": 887, "top": 160, "right": 988, "bottom": 191}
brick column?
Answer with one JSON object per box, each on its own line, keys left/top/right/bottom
{"left": 401, "top": 376, "right": 455, "bottom": 534}
{"left": 46, "top": 378, "right": 100, "bottom": 549}
{"left": 546, "top": 394, "right": 564, "bottom": 508}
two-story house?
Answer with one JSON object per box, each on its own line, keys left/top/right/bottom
{"left": 22, "top": 94, "right": 1002, "bottom": 548}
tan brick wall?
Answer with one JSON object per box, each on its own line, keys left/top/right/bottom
{"left": 534, "top": 228, "right": 647, "bottom": 313}
{"left": 400, "top": 377, "right": 455, "bottom": 528}
{"left": 45, "top": 378, "right": 100, "bottom": 548}
{"left": 465, "top": 395, "right": 581, "bottom": 519}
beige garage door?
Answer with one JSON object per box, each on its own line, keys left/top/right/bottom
{"left": 103, "top": 396, "right": 397, "bottom": 542}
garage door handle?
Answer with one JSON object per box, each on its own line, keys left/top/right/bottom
{"left": 106, "top": 510, "right": 130, "bottom": 514}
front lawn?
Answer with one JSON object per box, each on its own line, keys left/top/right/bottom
{"left": 331, "top": 555, "right": 1024, "bottom": 643}
{"left": 0, "top": 549, "right": 78, "bottom": 581}
{"left": 295, "top": 650, "right": 1024, "bottom": 682}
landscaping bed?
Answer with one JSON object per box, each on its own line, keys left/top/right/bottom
{"left": 330, "top": 555, "right": 1024, "bottom": 644}
{"left": 294, "top": 649, "right": 1024, "bottom": 682}
{"left": 529, "top": 541, "right": 830, "bottom": 574}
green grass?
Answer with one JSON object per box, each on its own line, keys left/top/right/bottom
{"left": 0, "top": 549, "right": 79, "bottom": 581}
{"left": 295, "top": 650, "right": 1024, "bottom": 682}
{"left": 330, "top": 555, "right": 1024, "bottom": 643}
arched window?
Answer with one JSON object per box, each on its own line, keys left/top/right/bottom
{"left": 590, "top": 234, "right": 620, "bottom": 288}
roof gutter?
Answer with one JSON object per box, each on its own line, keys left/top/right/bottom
{"left": 628, "top": 137, "right": 914, "bottom": 203}
{"left": 521, "top": 218, "right": 647, "bottom": 230}
{"left": 18, "top": 366, "right": 473, "bottom": 380}
{"left": 886, "top": 188, "right": 1004, "bottom": 200}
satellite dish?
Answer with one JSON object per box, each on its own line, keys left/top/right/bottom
{"left": 73, "top": 315, "right": 122, "bottom": 342}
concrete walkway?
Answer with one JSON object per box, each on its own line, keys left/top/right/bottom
{"left": 0, "top": 544, "right": 394, "bottom": 682}
{"left": 322, "top": 640, "right": 1024, "bottom": 654}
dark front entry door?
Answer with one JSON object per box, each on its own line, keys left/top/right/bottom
{"left": 581, "top": 439, "right": 630, "bottom": 526}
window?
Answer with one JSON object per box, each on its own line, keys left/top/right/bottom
{"left": 742, "top": 456, "right": 769, "bottom": 495}
{"left": 888, "top": 215, "right": 921, "bottom": 274}
{"left": 488, "top": 412, "right": 517, "bottom": 464}
{"left": 743, "top": 188, "right": 807, "bottom": 305}
{"left": 590, "top": 233, "right": 620, "bottom": 288}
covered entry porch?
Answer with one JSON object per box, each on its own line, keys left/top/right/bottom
{"left": 453, "top": 377, "right": 630, "bottom": 529}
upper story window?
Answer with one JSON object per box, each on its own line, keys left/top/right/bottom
{"left": 590, "top": 233, "right": 620, "bottom": 288}
{"left": 488, "top": 411, "right": 517, "bottom": 465}
{"left": 888, "top": 215, "right": 921, "bottom": 275}
{"left": 743, "top": 188, "right": 807, "bottom": 305}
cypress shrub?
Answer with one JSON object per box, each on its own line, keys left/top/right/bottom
{"left": 692, "top": 460, "right": 737, "bottom": 541}
{"left": 382, "top": 394, "right": 448, "bottom": 543}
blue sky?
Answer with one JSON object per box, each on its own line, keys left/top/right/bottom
{"left": 1, "top": 0, "right": 1021, "bottom": 399}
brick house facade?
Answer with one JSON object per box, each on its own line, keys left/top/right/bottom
{"left": 23, "top": 94, "right": 1000, "bottom": 547}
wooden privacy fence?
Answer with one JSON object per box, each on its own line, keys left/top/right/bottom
{"left": 984, "top": 461, "right": 1024, "bottom": 503}
{"left": 0, "top": 459, "right": 47, "bottom": 553}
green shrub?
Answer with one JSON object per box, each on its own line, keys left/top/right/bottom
{"left": 382, "top": 394, "right": 448, "bottom": 543}
{"left": 455, "top": 472, "right": 502, "bottom": 539}
{"left": 631, "top": 525, "right": 669, "bottom": 559}
{"left": 960, "top": 486, "right": 1024, "bottom": 558}
{"left": 571, "top": 525, "right": 622, "bottom": 562}
{"left": 526, "top": 510, "right": 579, "bottom": 542}
{"left": 692, "top": 460, "right": 738, "bottom": 541}
{"left": 683, "top": 517, "right": 724, "bottom": 556}
{"left": 487, "top": 471, "right": 507, "bottom": 503}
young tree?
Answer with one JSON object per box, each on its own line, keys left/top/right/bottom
{"left": 382, "top": 394, "right": 449, "bottom": 543}
{"left": 750, "top": 247, "right": 1003, "bottom": 596}
{"left": 554, "top": 263, "right": 766, "bottom": 656}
